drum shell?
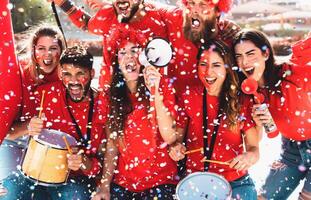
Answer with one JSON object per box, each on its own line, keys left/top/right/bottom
{"left": 21, "top": 137, "right": 69, "bottom": 185}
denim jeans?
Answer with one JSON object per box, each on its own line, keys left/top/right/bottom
{"left": 0, "top": 171, "right": 96, "bottom": 200}
{"left": 230, "top": 174, "right": 257, "bottom": 200}
{"left": 261, "top": 137, "right": 311, "bottom": 200}
{"left": 110, "top": 182, "right": 176, "bottom": 200}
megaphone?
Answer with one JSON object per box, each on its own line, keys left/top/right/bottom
{"left": 139, "top": 37, "right": 173, "bottom": 68}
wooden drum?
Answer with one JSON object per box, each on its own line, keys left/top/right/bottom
{"left": 21, "top": 129, "right": 77, "bottom": 185}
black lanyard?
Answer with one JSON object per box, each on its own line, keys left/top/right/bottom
{"left": 65, "top": 90, "right": 94, "bottom": 147}
{"left": 203, "top": 89, "right": 222, "bottom": 171}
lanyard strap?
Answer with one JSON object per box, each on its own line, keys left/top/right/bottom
{"left": 203, "top": 89, "right": 222, "bottom": 171}
{"left": 65, "top": 90, "right": 94, "bottom": 147}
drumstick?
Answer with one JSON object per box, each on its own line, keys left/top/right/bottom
{"left": 184, "top": 147, "right": 203, "bottom": 155}
{"left": 62, "top": 136, "right": 73, "bottom": 154}
{"left": 201, "top": 158, "right": 230, "bottom": 166}
{"left": 38, "top": 90, "right": 46, "bottom": 118}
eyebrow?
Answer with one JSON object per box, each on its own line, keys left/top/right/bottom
{"left": 246, "top": 49, "right": 256, "bottom": 54}
{"left": 212, "top": 62, "right": 222, "bottom": 65}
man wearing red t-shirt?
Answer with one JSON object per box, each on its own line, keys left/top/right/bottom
{"left": 0, "top": 46, "right": 107, "bottom": 200}
{"left": 48, "top": 0, "right": 168, "bottom": 91}
{"left": 160, "top": 0, "right": 237, "bottom": 95}
{"left": 48, "top": 0, "right": 237, "bottom": 95}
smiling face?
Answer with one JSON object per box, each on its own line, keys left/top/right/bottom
{"left": 198, "top": 49, "right": 226, "bottom": 96}
{"left": 234, "top": 40, "right": 268, "bottom": 84}
{"left": 59, "top": 64, "right": 94, "bottom": 102}
{"left": 112, "top": 0, "right": 141, "bottom": 22}
{"left": 118, "top": 42, "right": 142, "bottom": 82}
{"left": 34, "top": 36, "right": 61, "bottom": 74}
{"left": 183, "top": 0, "right": 219, "bottom": 43}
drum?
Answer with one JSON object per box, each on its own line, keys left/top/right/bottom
{"left": 21, "top": 129, "right": 77, "bottom": 185}
{"left": 176, "top": 172, "right": 232, "bottom": 200}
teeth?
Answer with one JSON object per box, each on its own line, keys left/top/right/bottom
{"left": 43, "top": 59, "right": 52, "bottom": 65}
{"left": 244, "top": 67, "right": 254, "bottom": 72}
{"left": 192, "top": 19, "right": 200, "bottom": 28}
{"left": 205, "top": 77, "right": 216, "bottom": 84}
{"left": 126, "top": 63, "right": 136, "bottom": 72}
{"left": 118, "top": 2, "right": 129, "bottom": 10}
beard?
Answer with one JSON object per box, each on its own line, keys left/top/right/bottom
{"left": 183, "top": 14, "right": 217, "bottom": 44}
{"left": 113, "top": 3, "right": 140, "bottom": 23}
{"left": 65, "top": 81, "right": 92, "bottom": 103}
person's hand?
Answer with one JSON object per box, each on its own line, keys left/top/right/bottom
{"left": 91, "top": 186, "right": 110, "bottom": 200}
{"left": 143, "top": 66, "right": 161, "bottom": 93}
{"left": 252, "top": 104, "right": 272, "bottom": 127}
{"left": 219, "top": 20, "right": 240, "bottom": 40}
{"left": 0, "top": 185, "right": 7, "bottom": 197}
{"left": 84, "top": 0, "right": 104, "bottom": 10}
{"left": 27, "top": 116, "right": 44, "bottom": 136}
{"left": 168, "top": 142, "right": 186, "bottom": 161}
{"left": 46, "top": 0, "right": 65, "bottom": 6}
{"left": 67, "top": 148, "right": 84, "bottom": 171}
{"left": 229, "top": 152, "right": 258, "bottom": 171}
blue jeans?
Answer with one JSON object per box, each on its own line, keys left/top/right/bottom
{"left": 110, "top": 182, "right": 176, "bottom": 200}
{"left": 0, "top": 171, "right": 95, "bottom": 200}
{"left": 0, "top": 139, "right": 26, "bottom": 180}
{"left": 230, "top": 174, "right": 257, "bottom": 200}
{"left": 261, "top": 137, "right": 311, "bottom": 200}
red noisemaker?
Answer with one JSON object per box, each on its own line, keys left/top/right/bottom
{"left": 241, "top": 78, "right": 279, "bottom": 138}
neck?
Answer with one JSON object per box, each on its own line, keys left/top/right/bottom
{"left": 206, "top": 87, "right": 220, "bottom": 97}
{"left": 258, "top": 77, "right": 265, "bottom": 88}
{"left": 126, "top": 80, "right": 138, "bottom": 93}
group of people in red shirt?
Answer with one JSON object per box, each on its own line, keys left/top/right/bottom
{"left": 0, "top": 0, "right": 310, "bottom": 199}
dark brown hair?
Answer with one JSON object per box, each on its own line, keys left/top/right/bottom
{"left": 198, "top": 39, "right": 240, "bottom": 130}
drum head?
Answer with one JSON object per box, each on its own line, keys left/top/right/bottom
{"left": 176, "top": 172, "right": 232, "bottom": 200}
{"left": 34, "top": 129, "right": 77, "bottom": 149}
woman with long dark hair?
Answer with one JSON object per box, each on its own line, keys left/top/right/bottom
{"left": 93, "top": 28, "right": 178, "bottom": 200}
{"left": 233, "top": 29, "right": 311, "bottom": 200}
{"left": 169, "top": 39, "right": 259, "bottom": 199}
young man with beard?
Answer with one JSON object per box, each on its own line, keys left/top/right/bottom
{"left": 0, "top": 46, "right": 108, "bottom": 200}
{"left": 48, "top": 0, "right": 237, "bottom": 95}
{"left": 162, "top": 0, "right": 238, "bottom": 95}
{"left": 48, "top": 0, "right": 168, "bottom": 91}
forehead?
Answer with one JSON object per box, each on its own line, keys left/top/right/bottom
{"left": 200, "top": 50, "right": 223, "bottom": 61}
{"left": 36, "top": 36, "right": 59, "bottom": 46}
{"left": 234, "top": 40, "right": 259, "bottom": 52}
{"left": 188, "top": 0, "right": 213, "bottom": 5}
{"left": 61, "top": 64, "right": 89, "bottom": 73}
{"left": 119, "top": 41, "right": 138, "bottom": 50}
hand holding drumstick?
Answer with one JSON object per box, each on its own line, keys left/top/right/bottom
{"left": 27, "top": 90, "right": 46, "bottom": 136}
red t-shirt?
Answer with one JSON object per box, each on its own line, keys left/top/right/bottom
{"left": 177, "top": 85, "right": 255, "bottom": 181}
{"left": 19, "top": 59, "right": 59, "bottom": 121}
{"left": 35, "top": 81, "right": 108, "bottom": 176}
{"left": 160, "top": 7, "right": 232, "bottom": 96}
{"left": 261, "top": 64, "right": 311, "bottom": 141}
{"left": 113, "top": 78, "right": 178, "bottom": 192}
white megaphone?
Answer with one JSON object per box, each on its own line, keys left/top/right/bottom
{"left": 139, "top": 37, "right": 173, "bottom": 68}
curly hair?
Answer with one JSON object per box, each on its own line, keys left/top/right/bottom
{"left": 197, "top": 40, "right": 240, "bottom": 131}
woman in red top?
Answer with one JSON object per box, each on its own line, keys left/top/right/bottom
{"left": 92, "top": 29, "right": 178, "bottom": 200}
{"left": 169, "top": 40, "right": 259, "bottom": 199}
{"left": 233, "top": 29, "right": 311, "bottom": 200}
{"left": 0, "top": 25, "right": 64, "bottom": 197}
{"left": 6, "top": 25, "right": 65, "bottom": 139}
